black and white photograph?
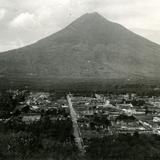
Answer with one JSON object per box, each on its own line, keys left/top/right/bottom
{"left": 0, "top": 0, "right": 160, "bottom": 160}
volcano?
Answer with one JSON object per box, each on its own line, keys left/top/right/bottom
{"left": 1, "top": 12, "right": 160, "bottom": 89}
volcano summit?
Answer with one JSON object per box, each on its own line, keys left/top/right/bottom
{"left": 1, "top": 12, "right": 160, "bottom": 89}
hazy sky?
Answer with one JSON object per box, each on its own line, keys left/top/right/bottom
{"left": 1, "top": 0, "right": 160, "bottom": 52}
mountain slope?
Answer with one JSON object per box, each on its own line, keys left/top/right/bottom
{"left": 0, "top": 12, "right": 160, "bottom": 88}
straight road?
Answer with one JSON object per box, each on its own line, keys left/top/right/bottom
{"left": 67, "top": 94, "right": 85, "bottom": 153}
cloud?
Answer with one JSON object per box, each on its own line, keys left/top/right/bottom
{"left": 9, "top": 12, "right": 38, "bottom": 29}
{"left": 0, "top": 8, "right": 6, "bottom": 21}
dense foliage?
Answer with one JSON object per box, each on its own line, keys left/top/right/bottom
{"left": 86, "top": 133, "right": 160, "bottom": 160}
{"left": 0, "top": 90, "right": 29, "bottom": 118}
{"left": 0, "top": 117, "right": 80, "bottom": 160}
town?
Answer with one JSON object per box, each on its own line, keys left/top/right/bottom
{"left": 0, "top": 89, "right": 160, "bottom": 159}
{"left": 69, "top": 93, "right": 160, "bottom": 146}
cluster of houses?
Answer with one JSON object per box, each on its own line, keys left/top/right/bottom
{"left": 71, "top": 93, "right": 160, "bottom": 139}
{"left": 3, "top": 91, "right": 160, "bottom": 137}
{"left": 10, "top": 92, "right": 70, "bottom": 124}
